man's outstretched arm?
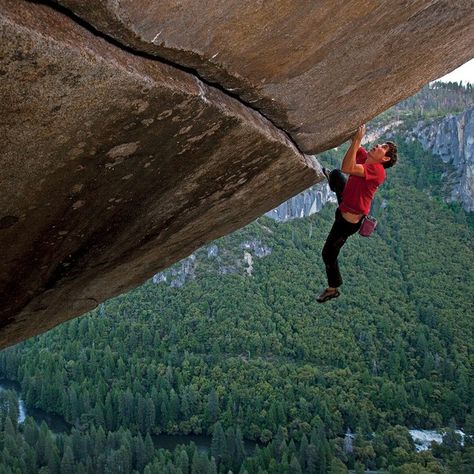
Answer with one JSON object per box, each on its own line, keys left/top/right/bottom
{"left": 341, "top": 125, "right": 366, "bottom": 177}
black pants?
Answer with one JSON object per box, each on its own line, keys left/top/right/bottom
{"left": 322, "top": 170, "right": 362, "bottom": 288}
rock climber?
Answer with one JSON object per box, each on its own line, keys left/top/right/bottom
{"left": 317, "top": 124, "right": 397, "bottom": 303}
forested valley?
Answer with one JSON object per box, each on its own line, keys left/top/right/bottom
{"left": 0, "top": 83, "right": 473, "bottom": 473}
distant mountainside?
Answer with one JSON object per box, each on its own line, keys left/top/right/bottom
{"left": 409, "top": 105, "right": 474, "bottom": 212}
{"left": 264, "top": 182, "right": 335, "bottom": 222}
{"left": 375, "top": 81, "right": 474, "bottom": 123}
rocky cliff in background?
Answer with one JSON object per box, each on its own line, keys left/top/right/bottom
{"left": 264, "top": 182, "right": 335, "bottom": 222}
{"left": 2, "top": 0, "right": 474, "bottom": 348}
{"left": 152, "top": 238, "right": 272, "bottom": 287}
{"left": 411, "top": 106, "right": 474, "bottom": 212}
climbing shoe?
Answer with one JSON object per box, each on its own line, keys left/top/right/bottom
{"left": 322, "top": 167, "right": 331, "bottom": 181}
{"left": 316, "top": 288, "right": 340, "bottom": 303}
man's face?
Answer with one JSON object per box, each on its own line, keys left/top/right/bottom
{"left": 368, "top": 143, "right": 390, "bottom": 163}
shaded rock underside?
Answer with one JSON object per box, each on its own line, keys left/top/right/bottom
{"left": 0, "top": 0, "right": 320, "bottom": 348}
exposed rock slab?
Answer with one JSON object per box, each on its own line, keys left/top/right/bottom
{"left": 265, "top": 182, "right": 335, "bottom": 222}
{"left": 412, "top": 106, "right": 474, "bottom": 211}
{"left": 0, "top": 0, "right": 320, "bottom": 348}
{"left": 54, "top": 0, "right": 474, "bottom": 153}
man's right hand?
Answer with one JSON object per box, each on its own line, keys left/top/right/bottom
{"left": 342, "top": 124, "right": 366, "bottom": 178}
{"left": 352, "top": 124, "right": 366, "bottom": 143}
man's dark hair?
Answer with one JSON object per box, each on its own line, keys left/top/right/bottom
{"left": 383, "top": 141, "right": 398, "bottom": 169}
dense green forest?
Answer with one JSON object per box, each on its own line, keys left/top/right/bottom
{"left": 0, "top": 86, "right": 473, "bottom": 473}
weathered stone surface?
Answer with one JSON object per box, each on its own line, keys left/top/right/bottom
{"left": 0, "top": 0, "right": 320, "bottom": 348}
{"left": 54, "top": 0, "right": 474, "bottom": 153}
{"left": 412, "top": 106, "right": 474, "bottom": 211}
{"left": 265, "top": 182, "right": 335, "bottom": 222}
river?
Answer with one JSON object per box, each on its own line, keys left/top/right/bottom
{"left": 0, "top": 379, "right": 258, "bottom": 454}
{"left": 0, "top": 379, "right": 70, "bottom": 433}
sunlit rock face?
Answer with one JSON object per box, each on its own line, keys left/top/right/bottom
{"left": 412, "top": 106, "right": 474, "bottom": 212}
{"left": 151, "top": 238, "right": 272, "bottom": 287}
{"left": 54, "top": 0, "right": 474, "bottom": 153}
{"left": 0, "top": 0, "right": 320, "bottom": 348}
{"left": 265, "top": 183, "right": 335, "bottom": 222}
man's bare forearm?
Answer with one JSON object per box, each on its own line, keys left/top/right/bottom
{"left": 341, "top": 125, "right": 365, "bottom": 175}
{"left": 341, "top": 138, "right": 361, "bottom": 173}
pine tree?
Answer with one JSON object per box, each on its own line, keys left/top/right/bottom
{"left": 105, "top": 392, "right": 115, "bottom": 431}
{"left": 72, "top": 428, "right": 87, "bottom": 462}
{"left": 45, "top": 436, "right": 60, "bottom": 474}
{"left": 60, "top": 446, "right": 75, "bottom": 474}
{"left": 205, "top": 389, "right": 219, "bottom": 425}
{"left": 176, "top": 448, "right": 189, "bottom": 474}
{"left": 144, "top": 432, "right": 155, "bottom": 467}
{"left": 23, "top": 416, "right": 39, "bottom": 448}
{"left": 209, "top": 456, "right": 218, "bottom": 474}
{"left": 289, "top": 455, "right": 303, "bottom": 474}
{"left": 273, "top": 426, "right": 286, "bottom": 462}
{"left": 94, "top": 402, "right": 106, "bottom": 427}
{"left": 68, "top": 387, "right": 80, "bottom": 425}
{"left": 144, "top": 398, "right": 156, "bottom": 433}
{"left": 36, "top": 421, "right": 50, "bottom": 467}
{"left": 133, "top": 432, "right": 146, "bottom": 472}
{"left": 3, "top": 416, "right": 20, "bottom": 460}
{"left": 119, "top": 389, "right": 134, "bottom": 427}
{"left": 299, "top": 433, "right": 309, "bottom": 469}
{"left": 123, "top": 442, "right": 134, "bottom": 474}
{"left": 136, "top": 392, "right": 147, "bottom": 432}
{"left": 225, "top": 426, "right": 237, "bottom": 471}
{"left": 288, "top": 439, "right": 297, "bottom": 458}
{"left": 94, "top": 426, "right": 107, "bottom": 459}
{"left": 191, "top": 450, "right": 209, "bottom": 474}
{"left": 23, "top": 444, "right": 37, "bottom": 474}
{"left": 169, "top": 389, "right": 180, "bottom": 422}
{"left": 211, "top": 422, "right": 226, "bottom": 469}
{"left": 234, "top": 426, "right": 246, "bottom": 470}
{"left": 306, "top": 443, "right": 319, "bottom": 474}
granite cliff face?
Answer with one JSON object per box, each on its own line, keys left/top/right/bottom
{"left": 411, "top": 106, "right": 474, "bottom": 211}
{"left": 54, "top": 0, "right": 474, "bottom": 153}
{"left": 2, "top": 0, "right": 474, "bottom": 348}
{"left": 265, "top": 182, "right": 335, "bottom": 222}
{"left": 0, "top": 0, "right": 319, "bottom": 348}
{"left": 152, "top": 239, "right": 272, "bottom": 287}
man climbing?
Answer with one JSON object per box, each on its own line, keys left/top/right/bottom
{"left": 317, "top": 124, "right": 397, "bottom": 303}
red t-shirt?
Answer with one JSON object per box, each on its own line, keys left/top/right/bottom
{"left": 339, "top": 147, "right": 386, "bottom": 215}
